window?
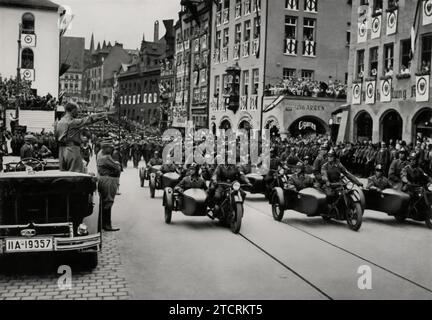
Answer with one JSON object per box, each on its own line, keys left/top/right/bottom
{"left": 22, "top": 12, "right": 35, "bottom": 34}
{"left": 235, "top": 0, "right": 242, "bottom": 18}
{"left": 252, "top": 68, "right": 259, "bottom": 94}
{"left": 383, "top": 43, "right": 394, "bottom": 74}
{"left": 369, "top": 47, "right": 378, "bottom": 77}
{"left": 304, "top": 0, "right": 317, "bottom": 12}
{"left": 285, "top": 16, "right": 297, "bottom": 40}
{"left": 215, "top": 30, "right": 221, "bottom": 49}
{"left": 373, "top": 0, "right": 383, "bottom": 14}
{"left": 244, "top": 0, "right": 251, "bottom": 15}
{"left": 223, "top": 28, "right": 229, "bottom": 47}
{"left": 303, "top": 18, "right": 315, "bottom": 41}
{"left": 400, "top": 39, "right": 411, "bottom": 72}
{"left": 235, "top": 24, "right": 241, "bottom": 43}
{"left": 253, "top": 17, "right": 260, "bottom": 39}
{"left": 21, "top": 48, "right": 34, "bottom": 69}
{"left": 244, "top": 20, "right": 251, "bottom": 42}
{"left": 242, "top": 70, "right": 250, "bottom": 95}
{"left": 357, "top": 49, "right": 365, "bottom": 79}
{"left": 283, "top": 68, "right": 296, "bottom": 80}
{"left": 215, "top": 75, "right": 220, "bottom": 96}
{"left": 421, "top": 35, "right": 432, "bottom": 72}
{"left": 286, "top": 0, "right": 299, "bottom": 10}
{"left": 301, "top": 69, "right": 314, "bottom": 80}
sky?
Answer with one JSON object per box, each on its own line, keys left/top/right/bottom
{"left": 61, "top": 0, "right": 181, "bottom": 50}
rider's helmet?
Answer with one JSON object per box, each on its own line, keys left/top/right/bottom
{"left": 328, "top": 148, "right": 337, "bottom": 159}
{"left": 409, "top": 152, "right": 419, "bottom": 165}
{"left": 375, "top": 164, "right": 383, "bottom": 171}
{"left": 294, "top": 161, "right": 305, "bottom": 173}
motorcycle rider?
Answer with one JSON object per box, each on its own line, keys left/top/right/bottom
{"left": 401, "top": 152, "right": 432, "bottom": 196}
{"left": 210, "top": 157, "right": 252, "bottom": 216}
{"left": 388, "top": 148, "right": 409, "bottom": 190}
{"left": 161, "top": 154, "right": 179, "bottom": 174}
{"left": 321, "top": 148, "right": 363, "bottom": 199}
{"left": 175, "top": 163, "right": 207, "bottom": 194}
{"left": 313, "top": 144, "right": 328, "bottom": 188}
{"left": 287, "top": 162, "right": 315, "bottom": 192}
{"left": 367, "top": 164, "right": 392, "bottom": 191}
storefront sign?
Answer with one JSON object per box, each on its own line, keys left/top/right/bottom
{"left": 285, "top": 105, "right": 325, "bottom": 112}
{"left": 299, "top": 121, "right": 316, "bottom": 131}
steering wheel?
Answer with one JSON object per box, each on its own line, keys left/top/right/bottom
{"left": 16, "top": 158, "right": 45, "bottom": 172}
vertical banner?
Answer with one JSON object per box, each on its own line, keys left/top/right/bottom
{"left": 358, "top": 19, "right": 368, "bottom": 43}
{"left": 416, "top": 74, "right": 430, "bottom": 102}
{"left": 380, "top": 78, "right": 392, "bottom": 103}
{"left": 371, "top": 15, "right": 382, "bottom": 39}
{"left": 352, "top": 83, "right": 362, "bottom": 105}
{"left": 423, "top": 0, "right": 432, "bottom": 25}
{"left": 386, "top": 10, "right": 398, "bottom": 35}
{"left": 365, "top": 80, "right": 376, "bottom": 105}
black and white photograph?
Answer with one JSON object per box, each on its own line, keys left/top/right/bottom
{"left": 0, "top": 0, "right": 432, "bottom": 304}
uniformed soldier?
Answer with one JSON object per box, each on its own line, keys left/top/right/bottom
{"left": 388, "top": 148, "right": 409, "bottom": 190}
{"left": 55, "top": 102, "right": 111, "bottom": 173}
{"left": 20, "top": 135, "right": 35, "bottom": 159}
{"left": 175, "top": 163, "right": 207, "bottom": 194}
{"left": 287, "top": 162, "right": 315, "bottom": 192}
{"left": 367, "top": 164, "right": 392, "bottom": 191}
{"left": 97, "top": 138, "right": 121, "bottom": 232}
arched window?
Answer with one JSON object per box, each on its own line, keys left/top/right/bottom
{"left": 21, "top": 48, "right": 34, "bottom": 69}
{"left": 22, "top": 13, "right": 35, "bottom": 34}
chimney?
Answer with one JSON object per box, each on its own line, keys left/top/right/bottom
{"left": 154, "top": 20, "right": 159, "bottom": 42}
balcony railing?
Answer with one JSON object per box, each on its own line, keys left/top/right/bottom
{"left": 303, "top": 40, "right": 316, "bottom": 57}
{"left": 285, "top": 39, "right": 297, "bottom": 56}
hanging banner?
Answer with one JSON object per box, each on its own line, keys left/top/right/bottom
{"left": 365, "top": 80, "right": 376, "bottom": 105}
{"left": 423, "top": 0, "right": 432, "bottom": 26}
{"left": 416, "top": 75, "right": 430, "bottom": 102}
{"left": 371, "top": 15, "right": 381, "bottom": 39}
{"left": 380, "top": 78, "right": 392, "bottom": 103}
{"left": 352, "top": 83, "right": 362, "bottom": 105}
{"left": 386, "top": 10, "right": 398, "bottom": 35}
{"left": 357, "top": 19, "right": 368, "bottom": 43}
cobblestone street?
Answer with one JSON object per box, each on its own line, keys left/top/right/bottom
{"left": 0, "top": 233, "right": 130, "bottom": 300}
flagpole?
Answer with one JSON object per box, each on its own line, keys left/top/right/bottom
{"left": 16, "top": 23, "right": 22, "bottom": 125}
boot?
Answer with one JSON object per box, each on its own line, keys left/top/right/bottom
{"left": 103, "top": 207, "right": 120, "bottom": 232}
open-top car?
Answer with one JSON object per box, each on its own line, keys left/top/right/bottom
{"left": 0, "top": 164, "right": 101, "bottom": 269}
{"left": 4, "top": 158, "right": 60, "bottom": 173}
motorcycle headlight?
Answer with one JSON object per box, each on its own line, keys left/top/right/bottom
{"left": 77, "top": 223, "right": 88, "bottom": 236}
{"left": 233, "top": 182, "right": 241, "bottom": 191}
{"left": 428, "top": 185, "right": 432, "bottom": 192}
{"left": 346, "top": 182, "right": 354, "bottom": 190}
{"left": 279, "top": 169, "right": 285, "bottom": 175}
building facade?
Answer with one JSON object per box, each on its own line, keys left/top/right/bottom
{"left": 0, "top": 0, "right": 60, "bottom": 97}
{"left": 118, "top": 20, "right": 175, "bottom": 126}
{"left": 173, "top": 1, "right": 212, "bottom": 128}
{"left": 346, "top": 0, "right": 432, "bottom": 144}
{"left": 59, "top": 36, "right": 85, "bottom": 102}
{"left": 209, "top": 0, "right": 351, "bottom": 136}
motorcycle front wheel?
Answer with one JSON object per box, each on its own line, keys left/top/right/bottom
{"left": 425, "top": 208, "right": 432, "bottom": 229}
{"left": 149, "top": 179, "right": 156, "bottom": 198}
{"left": 230, "top": 203, "right": 243, "bottom": 234}
{"left": 271, "top": 194, "right": 285, "bottom": 222}
{"left": 346, "top": 202, "right": 363, "bottom": 231}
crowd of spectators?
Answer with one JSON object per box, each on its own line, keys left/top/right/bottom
{"left": 265, "top": 77, "right": 347, "bottom": 99}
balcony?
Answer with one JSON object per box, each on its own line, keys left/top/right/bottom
{"left": 242, "top": 42, "right": 250, "bottom": 57}
{"left": 234, "top": 43, "right": 240, "bottom": 60}
{"left": 284, "top": 39, "right": 297, "bottom": 56}
{"left": 303, "top": 40, "right": 316, "bottom": 57}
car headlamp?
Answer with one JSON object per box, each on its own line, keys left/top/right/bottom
{"left": 346, "top": 182, "right": 354, "bottom": 189}
{"left": 233, "top": 182, "right": 241, "bottom": 191}
{"left": 77, "top": 224, "right": 88, "bottom": 236}
{"left": 279, "top": 169, "right": 285, "bottom": 175}
{"left": 428, "top": 184, "right": 432, "bottom": 192}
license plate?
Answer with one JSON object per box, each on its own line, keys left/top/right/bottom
{"left": 4, "top": 238, "right": 54, "bottom": 253}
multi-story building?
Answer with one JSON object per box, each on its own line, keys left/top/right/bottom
{"left": 0, "top": 0, "right": 60, "bottom": 97}
{"left": 118, "top": 20, "right": 175, "bottom": 126}
{"left": 173, "top": 1, "right": 212, "bottom": 128}
{"left": 209, "top": 0, "right": 351, "bottom": 137}
{"left": 345, "top": 0, "right": 432, "bottom": 144}
{"left": 84, "top": 40, "right": 135, "bottom": 111}
{"left": 59, "top": 36, "right": 85, "bottom": 102}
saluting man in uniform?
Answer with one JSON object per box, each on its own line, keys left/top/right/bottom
{"left": 55, "top": 102, "right": 111, "bottom": 173}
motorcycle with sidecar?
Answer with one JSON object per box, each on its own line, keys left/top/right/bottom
{"left": 271, "top": 171, "right": 364, "bottom": 231}
{"left": 163, "top": 181, "right": 246, "bottom": 234}
{"left": 148, "top": 166, "right": 181, "bottom": 198}
{"left": 363, "top": 184, "right": 432, "bottom": 229}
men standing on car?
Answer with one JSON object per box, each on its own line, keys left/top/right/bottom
{"left": 20, "top": 134, "right": 35, "bottom": 159}
{"left": 55, "top": 102, "right": 111, "bottom": 173}
{"left": 97, "top": 138, "right": 121, "bottom": 232}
